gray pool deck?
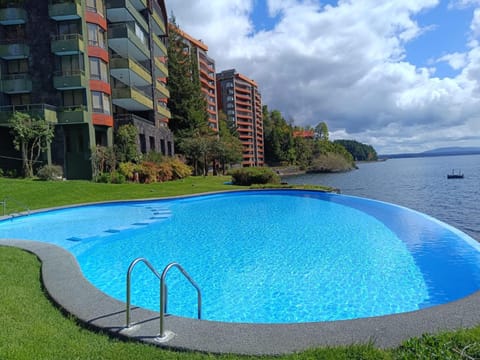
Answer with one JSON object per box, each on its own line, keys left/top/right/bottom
{"left": 1, "top": 239, "right": 480, "bottom": 355}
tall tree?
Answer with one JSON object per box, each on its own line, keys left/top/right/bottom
{"left": 114, "top": 124, "right": 140, "bottom": 163}
{"left": 9, "top": 111, "right": 55, "bottom": 178}
{"left": 315, "top": 121, "right": 329, "bottom": 141}
{"left": 167, "top": 19, "right": 209, "bottom": 143}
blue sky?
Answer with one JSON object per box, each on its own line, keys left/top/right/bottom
{"left": 169, "top": 0, "right": 480, "bottom": 154}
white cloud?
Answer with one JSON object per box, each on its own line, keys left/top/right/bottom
{"left": 167, "top": 0, "right": 480, "bottom": 154}
{"left": 436, "top": 52, "right": 467, "bottom": 70}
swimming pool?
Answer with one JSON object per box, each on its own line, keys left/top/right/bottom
{"left": 1, "top": 189, "right": 480, "bottom": 324}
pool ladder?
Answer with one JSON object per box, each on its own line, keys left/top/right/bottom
{"left": 125, "top": 258, "right": 202, "bottom": 341}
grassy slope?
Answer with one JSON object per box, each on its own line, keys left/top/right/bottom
{"left": 1, "top": 177, "right": 479, "bottom": 359}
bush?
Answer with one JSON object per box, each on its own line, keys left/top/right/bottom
{"left": 36, "top": 164, "right": 63, "bottom": 181}
{"left": 137, "top": 162, "right": 158, "bottom": 183}
{"left": 156, "top": 162, "right": 173, "bottom": 182}
{"left": 118, "top": 162, "right": 137, "bottom": 181}
{"left": 229, "top": 167, "right": 280, "bottom": 186}
{"left": 167, "top": 157, "right": 192, "bottom": 180}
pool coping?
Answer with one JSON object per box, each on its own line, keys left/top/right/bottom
{"left": 1, "top": 192, "right": 480, "bottom": 355}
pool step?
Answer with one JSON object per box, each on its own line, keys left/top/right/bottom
{"left": 66, "top": 208, "right": 172, "bottom": 241}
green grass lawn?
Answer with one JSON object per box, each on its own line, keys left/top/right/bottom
{"left": 1, "top": 177, "right": 479, "bottom": 359}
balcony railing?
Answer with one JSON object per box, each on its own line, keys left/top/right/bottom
{"left": 1, "top": 73, "right": 32, "bottom": 94}
{"left": 57, "top": 105, "right": 88, "bottom": 124}
{"left": 0, "top": 6, "right": 27, "bottom": 25}
{"left": 53, "top": 69, "right": 86, "bottom": 90}
{"left": 0, "top": 40, "right": 29, "bottom": 60}
{"left": 0, "top": 104, "right": 57, "bottom": 124}
{"left": 51, "top": 33, "right": 84, "bottom": 55}
{"left": 108, "top": 22, "right": 150, "bottom": 60}
{"left": 48, "top": 0, "right": 82, "bottom": 20}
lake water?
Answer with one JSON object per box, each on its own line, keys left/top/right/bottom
{"left": 287, "top": 154, "right": 480, "bottom": 242}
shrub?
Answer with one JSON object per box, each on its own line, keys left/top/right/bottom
{"left": 229, "top": 167, "right": 280, "bottom": 186}
{"left": 36, "top": 164, "right": 63, "bottom": 181}
{"left": 118, "top": 162, "right": 136, "bottom": 181}
{"left": 137, "top": 162, "right": 158, "bottom": 183}
{"left": 156, "top": 162, "right": 173, "bottom": 182}
{"left": 167, "top": 157, "right": 192, "bottom": 180}
{"left": 95, "top": 173, "right": 110, "bottom": 183}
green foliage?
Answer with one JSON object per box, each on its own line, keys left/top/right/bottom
{"left": 334, "top": 139, "right": 378, "bottom": 161}
{"left": 36, "top": 164, "right": 63, "bottom": 181}
{"left": 143, "top": 151, "right": 164, "bottom": 164}
{"left": 118, "top": 161, "right": 137, "bottom": 180}
{"left": 165, "top": 156, "right": 192, "bottom": 179}
{"left": 262, "top": 107, "right": 356, "bottom": 172}
{"left": 8, "top": 111, "right": 55, "bottom": 178}
{"left": 315, "top": 121, "right": 329, "bottom": 141}
{"left": 308, "top": 152, "right": 355, "bottom": 173}
{"left": 229, "top": 167, "right": 281, "bottom": 186}
{"left": 167, "top": 20, "right": 209, "bottom": 141}
{"left": 91, "top": 146, "right": 116, "bottom": 181}
{"left": 114, "top": 124, "right": 140, "bottom": 163}
{"left": 118, "top": 157, "right": 191, "bottom": 183}
{"left": 263, "top": 106, "right": 295, "bottom": 165}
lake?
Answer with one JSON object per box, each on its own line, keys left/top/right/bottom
{"left": 287, "top": 154, "right": 480, "bottom": 242}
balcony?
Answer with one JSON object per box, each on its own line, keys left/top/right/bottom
{"left": 106, "top": 0, "right": 148, "bottom": 32}
{"left": 154, "top": 57, "right": 168, "bottom": 77}
{"left": 110, "top": 57, "right": 151, "bottom": 87}
{"left": 152, "top": 34, "right": 167, "bottom": 57}
{"left": 149, "top": 0, "right": 166, "bottom": 36}
{"left": 53, "top": 70, "right": 86, "bottom": 90}
{"left": 57, "top": 106, "right": 88, "bottom": 124}
{"left": 1, "top": 73, "right": 32, "bottom": 94}
{"left": 48, "top": 0, "right": 82, "bottom": 21}
{"left": 51, "top": 33, "right": 84, "bottom": 55}
{"left": 112, "top": 86, "right": 153, "bottom": 111}
{"left": 156, "top": 81, "right": 169, "bottom": 98}
{"left": 108, "top": 22, "right": 150, "bottom": 61}
{"left": 0, "top": 104, "right": 57, "bottom": 125}
{"left": 156, "top": 103, "right": 171, "bottom": 119}
{"left": 0, "top": 41, "right": 29, "bottom": 60}
{"left": 0, "top": 6, "right": 27, "bottom": 25}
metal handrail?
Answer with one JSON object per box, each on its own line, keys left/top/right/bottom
{"left": 125, "top": 258, "right": 202, "bottom": 340}
{"left": 160, "top": 262, "right": 202, "bottom": 339}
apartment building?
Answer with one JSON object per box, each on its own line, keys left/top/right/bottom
{"left": 216, "top": 69, "right": 264, "bottom": 167}
{"left": 0, "top": 0, "right": 173, "bottom": 179}
{"left": 170, "top": 24, "right": 218, "bottom": 131}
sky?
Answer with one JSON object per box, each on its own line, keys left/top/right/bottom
{"left": 167, "top": 0, "right": 480, "bottom": 154}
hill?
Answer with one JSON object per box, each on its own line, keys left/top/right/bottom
{"left": 379, "top": 146, "right": 480, "bottom": 159}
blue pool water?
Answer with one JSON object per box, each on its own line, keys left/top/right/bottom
{"left": 1, "top": 190, "right": 480, "bottom": 323}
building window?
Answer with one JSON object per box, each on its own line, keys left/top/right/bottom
{"left": 59, "top": 54, "right": 83, "bottom": 73}
{"left": 6, "top": 59, "right": 28, "bottom": 74}
{"left": 134, "top": 22, "right": 147, "bottom": 46}
{"left": 139, "top": 134, "right": 146, "bottom": 154}
{"left": 91, "top": 91, "right": 111, "bottom": 114}
{"left": 86, "top": 0, "right": 104, "bottom": 16}
{"left": 62, "top": 90, "right": 85, "bottom": 108}
{"left": 87, "top": 23, "right": 106, "bottom": 49}
{"left": 89, "top": 57, "right": 108, "bottom": 81}
{"left": 58, "top": 21, "right": 80, "bottom": 36}
{"left": 10, "top": 94, "right": 31, "bottom": 105}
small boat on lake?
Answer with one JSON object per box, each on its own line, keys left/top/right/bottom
{"left": 447, "top": 169, "right": 464, "bottom": 179}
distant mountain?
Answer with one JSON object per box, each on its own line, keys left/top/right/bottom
{"left": 421, "top": 147, "right": 480, "bottom": 155}
{"left": 379, "top": 146, "right": 480, "bottom": 159}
